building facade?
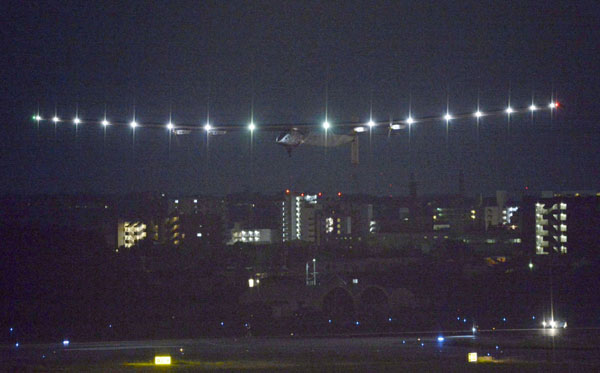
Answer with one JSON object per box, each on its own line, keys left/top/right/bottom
{"left": 282, "top": 192, "right": 321, "bottom": 242}
{"left": 117, "top": 220, "right": 147, "bottom": 248}
{"left": 522, "top": 192, "right": 600, "bottom": 258}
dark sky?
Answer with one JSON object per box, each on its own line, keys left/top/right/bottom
{"left": 2, "top": 0, "right": 599, "bottom": 197}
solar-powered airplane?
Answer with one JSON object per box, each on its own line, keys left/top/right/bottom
{"left": 32, "top": 101, "right": 560, "bottom": 163}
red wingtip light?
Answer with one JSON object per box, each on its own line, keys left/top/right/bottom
{"left": 337, "top": 192, "right": 342, "bottom": 197}
{"left": 285, "top": 189, "right": 290, "bottom": 195}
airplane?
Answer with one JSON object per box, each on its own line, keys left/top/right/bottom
{"left": 276, "top": 128, "right": 359, "bottom": 156}
{"left": 173, "top": 117, "right": 409, "bottom": 160}
{"left": 31, "top": 101, "right": 560, "bottom": 163}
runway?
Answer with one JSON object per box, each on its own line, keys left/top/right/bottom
{"left": 2, "top": 328, "right": 599, "bottom": 371}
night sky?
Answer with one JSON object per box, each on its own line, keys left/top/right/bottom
{"left": 2, "top": 0, "right": 599, "bottom": 197}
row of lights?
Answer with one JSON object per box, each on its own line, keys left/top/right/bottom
{"left": 33, "top": 115, "right": 255, "bottom": 131}
{"left": 353, "top": 102, "right": 558, "bottom": 132}
{"left": 32, "top": 102, "right": 559, "bottom": 132}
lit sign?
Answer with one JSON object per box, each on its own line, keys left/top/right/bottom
{"left": 155, "top": 356, "right": 171, "bottom": 365}
{"left": 468, "top": 352, "right": 477, "bottom": 363}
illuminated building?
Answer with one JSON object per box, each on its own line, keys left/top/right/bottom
{"left": 428, "top": 203, "right": 478, "bottom": 233}
{"left": 117, "top": 220, "right": 147, "bottom": 248}
{"left": 163, "top": 196, "right": 226, "bottom": 247}
{"left": 282, "top": 192, "right": 320, "bottom": 242}
{"left": 281, "top": 192, "right": 373, "bottom": 244}
{"left": 320, "top": 199, "right": 373, "bottom": 243}
{"left": 522, "top": 192, "right": 600, "bottom": 258}
{"left": 228, "top": 223, "right": 277, "bottom": 245}
{"left": 322, "top": 208, "right": 352, "bottom": 239}
{"left": 534, "top": 199, "right": 567, "bottom": 255}
{"left": 163, "top": 215, "right": 182, "bottom": 246}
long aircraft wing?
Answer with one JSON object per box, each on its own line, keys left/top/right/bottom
{"left": 32, "top": 103, "right": 560, "bottom": 133}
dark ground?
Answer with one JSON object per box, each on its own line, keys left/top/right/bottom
{"left": 2, "top": 328, "right": 599, "bottom": 372}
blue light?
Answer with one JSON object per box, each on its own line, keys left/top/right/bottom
{"left": 421, "top": 343, "right": 424, "bottom": 347}
{"left": 63, "top": 340, "right": 69, "bottom": 346}
{"left": 328, "top": 319, "right": 332, "bottom": 323}
{"left": 532, "top": 316, "right": 536, "bottom": 320}
{"left": 220, "top": 322, "right": 224, "bottom": 326}
{"left": 495, "top": 345, "right": 499, "bottom": 350}
{"left": 388, "top": 317, "right": 392, "bottom": 322}
{"left": 9, "top": 328, "right": 13, "bottom": 332}
{"left": 355, "top": 321, "right": 360, "bottom": 326}
{"left": 437, "top": 336, "right": 445, "bottom": 342}
{"left": 502, "top": 317, "right": 506, "bottom": 322}
{"left": 15, "top": 342, "right": 19, "bottom": 348}
{"left": 457, "top": 317, "right": 460, "bottom": 321}
{"left": 109, "top": 324, "right": 112, "bottom": 328}
{"left": 402, "top": 340, "right": 406, "bottom": 344}
{"left": 463, "top": 318, "right": 467, "bottom": 323}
